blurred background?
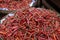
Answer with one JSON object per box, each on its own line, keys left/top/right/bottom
{"left": 34, "top": 0, "right": 60, "bottom": 13}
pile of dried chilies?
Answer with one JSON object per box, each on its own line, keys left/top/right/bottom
{"left": 0, "top": 7, "right": 60, "bottom": 40}
{"left": 0, "top": 0, "right": 31, "bottom": 10}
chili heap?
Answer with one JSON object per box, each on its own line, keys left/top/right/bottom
{"left": 0, "top": 8, "right": 60, "bottom": 40}
{"left": 0, "top": 0, "right": 31, "bottom": 10}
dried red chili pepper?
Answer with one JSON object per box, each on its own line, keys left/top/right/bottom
{"left": 0, "top": 8, "right": 60, "bottom": 40}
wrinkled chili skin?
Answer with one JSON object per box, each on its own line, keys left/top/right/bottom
{"left": 0, "top": 8, "right": 60, "bottom": 40}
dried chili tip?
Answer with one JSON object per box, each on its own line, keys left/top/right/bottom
{"left": 15, "top": 37, "right": 20, "bottom": 40}
{"left": 31, "top": 38, "right": 34, "bottom": 40}
{"left": 0, "top": 31, "right": 7, "bottom": 35}
{"left": 53, "top": 33, "right": 57, "bottom": 40}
